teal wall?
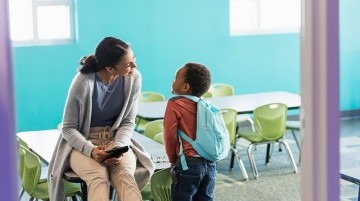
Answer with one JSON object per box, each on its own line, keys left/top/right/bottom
{"left": 12, "top": 0, "right": 359, "bottom": 132}
{"left": 340, "top": 0, "right": 360, "bottom": 111}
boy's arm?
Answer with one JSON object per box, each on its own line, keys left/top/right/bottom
{"left": 163, "top": 100, "right": 180, "bottom": 164}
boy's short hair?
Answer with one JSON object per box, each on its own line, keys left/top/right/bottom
{"left": 183, "top": 63, "right": 211, "bottom": 97}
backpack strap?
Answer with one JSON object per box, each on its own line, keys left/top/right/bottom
{"left": 178, "top": 95, "right": 200, "bottom": 103}
{"left": 177, "top": 130, "right": 198, "bottom": 170}
{"left": 176, "top": 95, "right": 205, "bottom": 170}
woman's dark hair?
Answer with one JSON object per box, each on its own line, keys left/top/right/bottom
{"left": 79, "top": 37, "right": 129, "bottom": 74}
{"left": 183, "top": 62, "right": 211, "bottom": 97}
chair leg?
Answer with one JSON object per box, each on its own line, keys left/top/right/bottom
{"left": 265, "top": 144, "right": 272, "bottom": 164}
{"left": 109, "top": 185, "right": 116, "bottom": 200}
{"left": 19, "top": 188, "right": 25, "bottom": 200}
{"left": 231, "top": 147, "right": 249, "bottom": 180}
{"left": 229, "top": 142, "right": 238, "bottom": 170}
{"left": 291, "top": 129, "right": 301, "bottom": 150}
{"left": 279, "top": 141, "right": 298, "bottom": 173}
{"left": 247, "top": 144, "right": 259, "bottom": 179}
{"left": 247, "top": 117, "right": 255, "bottom": 132}
{"left": 229, "top": 150, "right": 236, "bottom": 170}
{"left": 80, "top": 182, "right": 88, "bottom": 201}
{"left": 71, "top": 195, "right": 79, "bottom": 201}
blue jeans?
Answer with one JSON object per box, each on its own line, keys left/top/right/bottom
{"left": 171, "top": 156, "right": 216, "bottom": 201}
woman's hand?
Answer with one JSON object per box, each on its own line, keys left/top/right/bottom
{"left": 91, "top": 145, "right": 108, "bottom": 163}
{"left": 104, "top": 155, "right": 123, "bottom": 166}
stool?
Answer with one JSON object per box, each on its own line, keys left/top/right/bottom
{"left": 63, "top": 170, "right": 115, "bottom": 201}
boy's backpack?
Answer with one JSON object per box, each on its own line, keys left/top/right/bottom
{"left": 177, "top": 95, "right": 231, "bottom": 170}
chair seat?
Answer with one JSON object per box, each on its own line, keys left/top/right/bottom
{"left": 239, "top": 132, "right": 263, "bottom": 142}
{"left": 30, "top": 180, "right": 80, "bottom": 199}
{"left": 239, "top": 131, "right": 280, "bottom": 143}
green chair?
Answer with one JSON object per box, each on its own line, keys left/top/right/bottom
{"left": 153, "top": 132, "right": 164, "bottom": 144}
{"left": 141, "top": 181, "right": 153, "bottom": 201}
{"left": 57, "top": 122, "right": 63, "bottom": 131}
{"left": 208, "top": 83, "right": 235, "bottom": 97}
{"left": 143, "top": 119, "right": 164, "bottom": 140}
{"left": 208, "top": 83, "right": 255, "bottom": 131}
{"left": 17, "top": 137, "right": 48, "bottom": 199}
{"left": 202, "top": 91, "right": 213, "bottom": 98}
{"left": 151, "top": 167, "right": 172, "bottom": 201}
{"left": 221, "top": 108, "right": 249, "bottom": 180}
{"left": 135, "top": 91, "right": 166, "bottom": 133}
{"left": 139, "top": 91, "right": 166, "bottom": 103}
{"left": 237, "top": 103, "right": 298, "bottom": 178}
{"left": 18, "top": 145, "right": 81, "bottom": 201}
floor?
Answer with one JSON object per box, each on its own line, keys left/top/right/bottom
{"left": 19, "top": 117, "right": 360, "bottom": 201}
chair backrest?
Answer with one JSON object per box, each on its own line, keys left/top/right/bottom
{"left": 57, "top": 122, "right": 63, "bottom": 131}
{"left": 139, "top": 91, "right": 166, "bottom": 103}
{"left": 208, "top": 83, "right": 235, "bottom": 97}
{"left": 144, "top": 119, "right": 164, "bottom": 139}
{"left": 17, "top": 136, "right": 30, "bottom": 149}
{"left": 153, "top": 132, "right": 164, "bottom": 144}
{"left": 221, "top": 108, "right": 238, "bottom": 145}
{"left": 254, "top": 103, "right": 287, "bottom": 140}
{"left": 202, "top": 91, "right": 213, "bottom": 98}
{"left": 151, "top": 167, "right": 172, "bottom": 201}
{"left": 19, "top": 145, "right": 41, "bottom": 195}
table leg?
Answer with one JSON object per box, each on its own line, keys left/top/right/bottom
{"left": 266, "top": 144, "right": 271, "bottom": 164}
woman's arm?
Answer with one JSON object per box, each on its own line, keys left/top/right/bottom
{"left": 62, "top": 73, "right": 95, "bottom": 157}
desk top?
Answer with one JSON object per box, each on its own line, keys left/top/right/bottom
{"left": 137, "top": 91, "right": 301, "bottom": 120}
{"left": 17, "top": 129, "right": 169, "bottom": 169}
{"left": 341, "top": 168, "right": 360, "bottom": 185}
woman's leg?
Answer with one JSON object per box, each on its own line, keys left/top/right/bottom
{"left": 69, "top": 149, "right": 110, "bottom": 201}
{"left": 109, "top": 148, "right": 142, "bottom": 201}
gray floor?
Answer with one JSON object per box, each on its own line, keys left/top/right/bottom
{"left": 19, "top": 117, "right": 360, "bottom": 201}
{"left": 213, "top": 117, "right": 360, "bottom": 201}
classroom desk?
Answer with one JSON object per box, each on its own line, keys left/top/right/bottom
{"left": 340, "top": 168, "right": 360, "bottom": 201}
{"left": 137, "top": 91, "right": 301, "bottom": 121}
{"left": 16, "top": 129, "right": 169, "bottom": 169}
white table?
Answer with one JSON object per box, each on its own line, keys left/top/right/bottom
{"left": 137, "top": 91, "right": 301, "bottom": 120}
{"left": 17, "top": 129, "right": 169, "bottom": 169}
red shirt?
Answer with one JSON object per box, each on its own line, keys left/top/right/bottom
{"left": 163, "top": 96, "right": 199, "bottom": 164}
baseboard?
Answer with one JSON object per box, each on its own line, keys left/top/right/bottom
{"left": 340, "top": 109, "right": 360, "bottom": 119}
{"left": 287, "top": 109, "right": 360, "bottom": 121}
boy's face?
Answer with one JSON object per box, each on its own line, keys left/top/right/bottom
{"left": 171, "top": 67, "right": 189, "bottom": 95}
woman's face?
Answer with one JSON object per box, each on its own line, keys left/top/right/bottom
{"left": 113, "top": 48, "right": 137, "bottom": 76}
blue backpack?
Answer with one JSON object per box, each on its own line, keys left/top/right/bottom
{"left": 177, "top": 95, "right": 230, "bottom": 170}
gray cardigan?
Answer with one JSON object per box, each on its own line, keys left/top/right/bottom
{"left": 48, "top": 70, "right": 155, "bottom": 200}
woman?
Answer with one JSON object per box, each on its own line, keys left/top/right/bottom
{"left": 48, "top": 36, "right": 154, "bottom": 201}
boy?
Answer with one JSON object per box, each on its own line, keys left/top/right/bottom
{"left": 163, "top": 62, "right": 215, "bottom": 201}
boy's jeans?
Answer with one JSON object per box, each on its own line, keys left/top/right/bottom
{"left": 171, "top": 156, "right": 216, "bottom": 201}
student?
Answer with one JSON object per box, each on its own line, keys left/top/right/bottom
{"left": 48, "top": 36, "right": 154, "bottom": 201}
{"left": 163, "top": 62, "right": 216, "bottom": 201}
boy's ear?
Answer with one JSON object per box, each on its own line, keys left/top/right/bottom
{"left": 183, "top": 83, "right": 191, "bottom": 92}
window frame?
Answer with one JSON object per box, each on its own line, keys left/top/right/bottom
{"left": 9, "top": 0, "right": 76, "bottom": 47}
{"left": 229, "top": 0, "right": 301, "bottom": 36}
